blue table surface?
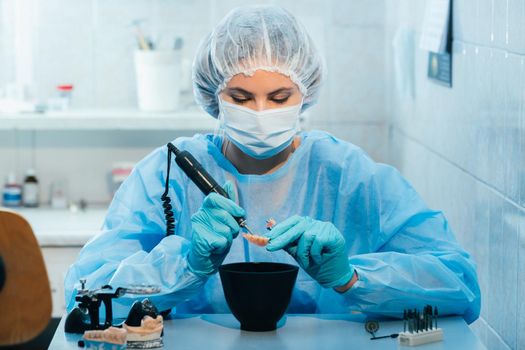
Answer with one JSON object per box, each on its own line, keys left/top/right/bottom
{"left": 49, "top": 313, "right": 486, "bottom": 349}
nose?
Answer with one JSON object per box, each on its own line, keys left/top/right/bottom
{"left": 254, "top": 99, "right": 267, "bottom": 112}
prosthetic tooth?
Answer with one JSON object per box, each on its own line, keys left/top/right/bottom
{"left": 242, "top": 233, "right": 269, "bottom": 247}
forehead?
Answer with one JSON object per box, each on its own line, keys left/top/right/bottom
{"left": 226, "top": 70, "right": 298, "bottom": 93}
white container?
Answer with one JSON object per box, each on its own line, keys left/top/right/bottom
{"left": 134, "top": 50, "right": 182, "bottom": 112}
{"left": 50, "top": 179, "right": 68, "bottom": 209}
{"left": 111, "top": 162, "right": 135, "bottom": 195}
{"left": 23, "top": 168, "right": 39, "bottom": 207}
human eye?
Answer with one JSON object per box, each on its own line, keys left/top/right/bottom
{"left": 231, "top": 95, "right": 251, "bottom": 104}
{"left": 271, "top": 96, "right": 290, "bottom": 104}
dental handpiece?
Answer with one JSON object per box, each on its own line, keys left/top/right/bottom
{"left": 167, "top": 143, "right": 254, "bottom": 234}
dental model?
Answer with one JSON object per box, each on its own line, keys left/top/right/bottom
{"left": 83, "top": 326, "right": 127, "bottom": 346}
{"left": 124, "top": 315, "right": 164, "bottom": 349}
{"left": 242, "top": 218, "right": 276, "bottom": 247}
{"left": 242, "top": 233, "right": 269, "bottom": 247}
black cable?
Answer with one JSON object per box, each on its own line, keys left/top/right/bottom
{"left": 161, "top": 142, "right": 247, "bottom": 236}
{"left": 162, "top": 143, "right": 176, "bottom": 236}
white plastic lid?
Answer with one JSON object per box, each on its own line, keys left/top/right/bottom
{"left": 26, "top": 168, "right": 36, "bottom": 176}
{"left": 6, "top": 172, "right": 17, "bottom": 184}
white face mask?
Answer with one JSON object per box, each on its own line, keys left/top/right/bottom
{"left": 218, "top": 98, "right": 301, "bottom": 159}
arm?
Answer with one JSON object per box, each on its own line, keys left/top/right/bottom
{"left": 334, "top": 271, "right": 358, "bottom": 292}
{"left": 340, "top": 163, "right": 481, "bottom": 323}
{"left": 64, "top": 147, "right": 206, "bottom": 318}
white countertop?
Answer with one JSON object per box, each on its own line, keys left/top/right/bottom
{"left": 50, "top": 315, "right": 487, "bottom": 350}
{"left": 12, "top": 206, "right": 107, "bottom": 247}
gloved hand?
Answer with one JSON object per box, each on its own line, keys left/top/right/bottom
{"left": 266, "top": 215, "right": 354, "bottom": 288}
{"left": 187, "top": 181, "right": 245, "bottom": 277}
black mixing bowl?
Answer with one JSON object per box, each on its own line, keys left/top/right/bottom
{"left": 219, "top": 262, "right": 299, "bottom": 331}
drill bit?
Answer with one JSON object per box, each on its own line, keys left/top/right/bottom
{"left": 241, "top": 222, "right": 255, "bottom": 235}
{"left": 434, "top": 306, "right": 438, "bottom": 329}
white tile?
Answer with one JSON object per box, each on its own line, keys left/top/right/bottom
{"left": 502, "top": 53, "right": 522, "bottom": 202}
{"left": 33, "top": 24, "right": 95, "bottom": 108}
{"left": 518, "top": 210, "right": 525, "bottom": 349}
{"left": 473, "top": 182, "right": 490, "bottom": 320}
{"left": 393, "top": 0, "right": 426, "bottom": 33}
{"left": 93, "top": 26, "right": 136, "bottom": 108}
{"left": 486, "top": 50, "right": 509, "bottom": 196}
{"left": 0, "top": 131, "right": 18, "bottom": 184}
{"left": 520, "top": 57, "right": 525, "bottom": 207}
{"left": 36, "top": 0, "right": 94, "bottom": 28}
{"left": 95, "top": 0, "right": 155, "bottom": 28}
{"left": 487, "top": 197, "right": 518, "bottom": 349}
{"left": 477, "top": 0, "right": 496, "bottom": 47}
{"left": 154, "top": 0, "right": 213, "bottom": 54}
{"left": 453, "top": 0, "right": 479, "bottom": 43}
{"left": 278, "top": 0, "right": 329, "bottom": 22}
{"left": 507, "top": 0, "right": 525, "bottom": 54}
{"left": 330, "top": 0, "right": 385, "bottom": 27}
{"left": 472, "top": 45, "right": 493, "bottom": 188}
{"left": 211, "top": 0, "right": 274, "bottom": 24}
{"left": 492, "top": 0, "right": 508, "bottom": 49}
{"left": 155, "top": 0, "right": 212, "bottom": 28}
{"left": 153, "top": 23, "right": 212, "bottom": 65}
{"left": 327, "top": 26, "right": 385, "bottom": 123}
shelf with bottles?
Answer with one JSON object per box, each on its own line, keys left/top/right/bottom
{"left": 1, "top": 168, "right": 106, "bottom": 246}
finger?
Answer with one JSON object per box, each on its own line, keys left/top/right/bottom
{"left": 286, "top": 245, "right": 298, "bottom": 258}
{"left": 265, "top": 215, "right": 303, "bottom": 241}
{"left": 210, "top": 233, "right": 231, "bottom": 255}
{"left": 203, "top": 192, "right": 245, "bottom": 218}
{"left": 191, "top": 220, "right": 231, "bottom": 254}
{"left": 191, "top": 212, "right": 234, "bottom": 246}
{"left": 310, "top": 224, "right": 343, "bottom": 264}
{"left": 309, "top": 235, "right": 326, "bottom": 265}
{"left": 296, "top": 230, "right": 316, "bottom": 268}
{"left": 207, "top": 207, "right": 241, "bottom": 237}
{"left": 222, "top": 181, "right": 236, "bottom": 202}
{"left": 266, "top": 219, "right": 307, "bottom": 252}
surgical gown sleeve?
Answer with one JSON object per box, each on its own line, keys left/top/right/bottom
{"left": 341, "top": 155, "right": 481, "bottom": 324}
{"left": 64, "top": 147, "right": 206, "bottom": 317}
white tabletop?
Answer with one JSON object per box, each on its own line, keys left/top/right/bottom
{"left": 49, "top": 313, "right": 486, "bottom": 350}
{"left": 13, "top": 207, "right": 106, "bottom": 246}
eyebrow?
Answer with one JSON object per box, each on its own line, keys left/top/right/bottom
{"left": 226, "top": 87, "right": 295, "bottom": 97}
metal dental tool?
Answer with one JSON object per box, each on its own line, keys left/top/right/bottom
{"left": 398, "top": 305, "right": 443, "bottom": 346}
{"left": 162, "top": 142, "right": 254, "bottom": 236}
{"left": 65, "top": 281, "right": 161, "bottom": 334}
{"left": 364, "top": 320, "right": 399, "bottom": 341}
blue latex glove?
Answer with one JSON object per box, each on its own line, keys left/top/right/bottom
{"left": 188, "top": 181, "right": 245, "bottom": 277}
{"left": 266, "top": 215, "right": 354, "bottom": 288}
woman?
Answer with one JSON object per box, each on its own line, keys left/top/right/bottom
{"left": 65, "top": 5, "right": 480, "bottom": 323}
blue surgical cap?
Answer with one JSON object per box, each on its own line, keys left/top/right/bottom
{"left": 192, "top": 5, "right": 325, "bottom": 118}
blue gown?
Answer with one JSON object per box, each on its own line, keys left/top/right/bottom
{"left": 64, "top": 130, "right": 480, "bottom": 323}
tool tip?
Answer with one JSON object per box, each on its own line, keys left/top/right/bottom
{"left": 242, "top": 224, "right": 254, "bottom": 235}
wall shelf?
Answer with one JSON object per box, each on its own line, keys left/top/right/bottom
{"left": 0, "top": 109, "right": 218, "bottom": 131}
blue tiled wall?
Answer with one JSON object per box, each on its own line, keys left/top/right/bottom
{"left": 386, "top": 1, "right": 525, "bottom": 349}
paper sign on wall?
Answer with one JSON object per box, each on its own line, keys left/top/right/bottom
{"left": 419, "top": 0, "right": 451, "bottom": 54}
{"left": 420, "top": 0, "right": 453, "bottom": 87}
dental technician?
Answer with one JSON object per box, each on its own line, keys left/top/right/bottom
{"left": 65, "top": 5, "right": 480, "bottom": 323}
